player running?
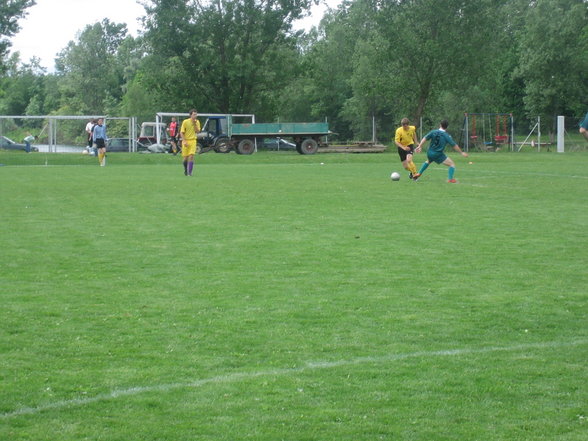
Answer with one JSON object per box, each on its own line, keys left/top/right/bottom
{"left": 580, "top": 111, "right": 588, "bottom": 142}
{"left": 413, "top": 119, "right": 468, "bottom": 183}
{"left": 394, "top": 117, "right": 419, "bottom": 180}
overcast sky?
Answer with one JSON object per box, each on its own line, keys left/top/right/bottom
{"left": 9, "top": 0, "right": 342, "bottom": 72}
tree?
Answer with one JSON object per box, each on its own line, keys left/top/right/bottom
{"left": 0, "top": 0, "right": 36, "bottom": 73}
{"left": 307, "top": 0, "right": 516, "bottom": 139}
{"left": 119, "top": 73, "right": 159, "bottom": 122}
{"left": 55, "top": 19, "right": 134, "bottom": 115}
{"left": 139, "top": 0, "right": 315, "bottom": 116}
{"left": 374, "top": 1, "right": 509, "bottom": 122}
{"left": 0, "top": 54, "right": 47, "bottom": 116}
{"left": 514, "top": 0, "right": 588, "bottom": 125}
{"left": 291, "top": 0, "right": 361, "bottom": 140}
{"left": 137, "top": 0, "right": 194, "bottom": 112}
{"left": 340, "top": 0, "right": 401, "bottom": 140}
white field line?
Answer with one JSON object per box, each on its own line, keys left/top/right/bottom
{"left": 2, "top": 338, "right": 587, "bottom": 419}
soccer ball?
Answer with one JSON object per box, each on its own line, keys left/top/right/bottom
{"left": 390, "top": 172, "right": 401, "bottom": 181}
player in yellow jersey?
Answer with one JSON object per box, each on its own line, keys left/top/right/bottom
{"left": 180, "top": 109, "right": 201, "bottom": 176}
{"left": 394, "top": 117, "right": 419, "bottom": 180}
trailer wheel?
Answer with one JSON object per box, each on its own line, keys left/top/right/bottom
{"left": 236, "top": 139, "right": 255, "bottom": 155}
{"left": 214, "top": 138, "right": 231, "bottom": 153}
{"left": 300, "top": 138, "right": 318, "bottom": 155}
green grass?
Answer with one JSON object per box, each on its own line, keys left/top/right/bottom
{"left": 1, "top": 150, "right": 587, "bottom": 440}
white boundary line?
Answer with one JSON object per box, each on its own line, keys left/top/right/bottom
{"left": 2, "top": 338, "right": 587, "bottom": 419}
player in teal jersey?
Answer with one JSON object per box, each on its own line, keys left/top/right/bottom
{"left": 413, "top": 120, "right": 468, "bottom": 183}
{"left": 580, "top": 111, "right": 588, "bottom": 142}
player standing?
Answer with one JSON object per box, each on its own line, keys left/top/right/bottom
{"left": 394, "top": 118, "right": 419, "bottom": 179}
{"left": 168, "top": 117, "right": 179, "bottom": 155}
{"left": 85, "top": 119, "right": 95, "bottom": 153}
{"left": 93, "top": 118, "right": 108, "bottom": 167}
{"left": 179, "top": 109, "right": 201, "bottom": 176}
{"left": 413, "top": 119, "right": 468, "bottom": 183}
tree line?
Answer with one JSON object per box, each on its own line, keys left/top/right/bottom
{"left": 1, "top": 0, "right": 587, "bottom": 142}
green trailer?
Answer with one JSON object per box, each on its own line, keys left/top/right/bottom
{"left": 198, "top": 115, "right": 331, "bottom": 155}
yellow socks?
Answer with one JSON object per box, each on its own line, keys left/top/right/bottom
{"left": 408, "top": 161, "right": 417, "bottom": 175}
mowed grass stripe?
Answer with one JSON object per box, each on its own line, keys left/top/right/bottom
{"left": 1, "top": 151, "right": 587, "bottom": 440}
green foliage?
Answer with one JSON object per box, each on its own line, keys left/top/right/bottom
{"left": 54, "top": 19, "right": 134, "bottom": 115}
{"left": 139, "top": 0, "right": 314, "bottom": 116}
{"left": 514, "top": 0, "right": 588, "bottom": 122}
{"left": 119, "top": 74, "right": 158, "bottom": 121}
{"left": 0, "top": 0, "right": 36, "bottom": 72}
{"left": 1, "top": 0, "right": 587, "bottom": 144}
{"left": 0, "top": 56, "right": 46, "bottom": 115}
{"left": 296, "top": 1, "right": 357, "bottom": 139}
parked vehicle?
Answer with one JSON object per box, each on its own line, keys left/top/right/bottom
{"left": 107, "top": 138, "right": 148, "bottom": 152}
{"left": 197, "top": 115, "right": 331, "bottom": 155}
{"left": 259, "top": 138, "right": 297, "bottom": 151}
{"left": 140, "top": 114, "right": 331, "bottom": 154}
{"left": 0, "top": 136, "right": 37, "bottom": 152}
{"left": 138, "top": 122, "right": 167, "bottom": 146}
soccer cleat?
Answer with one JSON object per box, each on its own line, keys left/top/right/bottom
{"left": 409, "top": 172, "right": 413, "bottom": 180}
{"left": 447, "top": 179, "right": 458, "bottom": 183}
{"left": 412, "top": 173, "right": 421, "bottom": 181}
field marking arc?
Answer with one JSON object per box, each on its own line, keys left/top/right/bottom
{"left": 2, "top": 338, "right": 587, "bottom": 420}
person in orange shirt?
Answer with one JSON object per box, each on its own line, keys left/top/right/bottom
{"left": 167, "top": 117, "right": 179, "bottom": 155}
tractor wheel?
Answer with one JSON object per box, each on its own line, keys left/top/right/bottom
{"left": 236, "top": 139, "right": 255, "bottom": 155}
{"left": 214, "top": 138, "right": 231, "bottom": 153}
{"left": 299, "top": 138, "right": 318, "bottom": 155}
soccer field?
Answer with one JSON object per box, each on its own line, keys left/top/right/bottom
{"left": 1, "top": 151, "right": 587, "bottom": 440}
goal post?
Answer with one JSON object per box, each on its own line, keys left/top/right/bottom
{"left": 463, "top": 112, "right": 514, "bottom": 152}
{"left": 0, "top": 115, "right": 137, "bottom": 154}
{"left": 557, "top": 115, "right": 565, "bottom": 153}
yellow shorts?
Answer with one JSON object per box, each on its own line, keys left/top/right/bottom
{"left": 182, "top": 139, "right": 197, "bottom": 157}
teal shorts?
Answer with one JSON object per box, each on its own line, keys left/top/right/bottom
{"left": 427, "top": 151, "right": 447, "bottom": 164}
{"left": 580, "top": 112, "right": 588, "bottom": 130}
